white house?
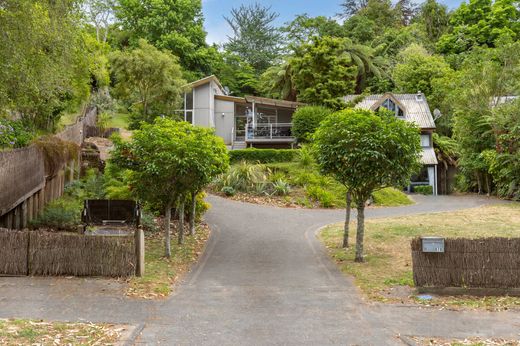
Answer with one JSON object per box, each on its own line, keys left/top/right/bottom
{"left": 182, "top": 75, "right": 438, "bottom": 194}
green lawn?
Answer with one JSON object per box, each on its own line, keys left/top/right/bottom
{"left": 319, "top": 203, "right": 520, "bottom": 310}
{"left": 107, "top": 112, "right": 131, "bottom": 129}
{"left": 0, "top": 319, "right": 122, "bottom": 345}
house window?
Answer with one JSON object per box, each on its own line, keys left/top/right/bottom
{"left": 420, "top": 134, "right": 431, "bottom": 147}
{"left": 379, "top": 98, "right": 404, "bottom": 117}
{"left": 183, "top": 90, "right": 194, "bottom": 124}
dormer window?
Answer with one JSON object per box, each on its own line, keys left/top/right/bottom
{"left": 379, "top": 98, "right": 405, "bottom": 117}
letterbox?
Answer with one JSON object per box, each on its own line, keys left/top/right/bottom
{"left": 421, "top": 237, "right": 445, "bottom": 253}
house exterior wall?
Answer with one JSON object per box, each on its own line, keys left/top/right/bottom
{"left": 214, "top": 99, "right": 235, "bottom": 145}
{"left": 193, "top": 83, "right": 211, "bottom": 128}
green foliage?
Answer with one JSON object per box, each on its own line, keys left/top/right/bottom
{"left": 292, "top": 106, "right": 333, "bottom": 142}
{"left": 290, "top": 37, "right": 358, "bottom": 109}
{"left": 229, "top": 149, "right": 299, "bottom": 163}
{"left": 393, "top": 44, "right": 454, "bottom": 108}
{"left": 0, "top": 119, "right": 34, "bottom": 149}
{"left": 221, "top": 186, "right": 236, "bottom": 196}
{"left": 0, "top": 0, "right": 93, "bottom": 131}
{"left": 259, "top": 61, "right": 297, "bottom": 101}
{"left": 214, "top": 161, "right": 270, "bottom": 193}
{"left": 213, "top": 52, "right": 259, "bottom": 96}
{"left": 111, "top": 118, "right": 229, "bottom": 211}
{"left": 314, "top": 108, "right": 422, "bottom": 202}
{"left": 305, "top": 185, "right": 335, "bottom": 208}
{"left": 372, "top": 187, "right": 414, "bottom": 205}
{"left": 115, "top": 0, "right": 215, "bottom": 75}
{"left": 437, "top": 0, "right": 520, "bottom": 54}
{"left": 413, "top": 185, "right": 433, "bottom": 195}
{"left": 271, "top": 179, "right": 291, "bottom": 196}
{"left": 298, "top": 145, "right": 315, "bottom": 167}
{"left": 29, "top": 197, "right": 81, "bottom": 231}
{"left": 110, "top": 39, "right": 186, "bottom": 128}
{"left": 103, "top": 162, "right": 133, "bottom": 200}
{"left": 224, "top": 3, "right": 282, "bottom": 74}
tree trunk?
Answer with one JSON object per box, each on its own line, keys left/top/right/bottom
{"left": 355, "top": 203, "right": 365, "bottom": 263}
{"left": 485, "top": 173, "right": 491, "bottom": 196}
{"left": 189, "top": 191, "right": 197, "bottom": 236}
{"left": 164, "top": 201, "right": 172, "bottom": 258}
{"left": 476, "top": 172, "right": 482, "bottom": 194}
{"left": 342, "top": 190, "right": 352, "bottom": 248}
{"left": 178, "top": 198, "right": 185, "bottom": 245}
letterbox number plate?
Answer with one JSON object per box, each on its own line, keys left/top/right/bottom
{"left": 422, "top": 237, "right": 445, "bottom": 253}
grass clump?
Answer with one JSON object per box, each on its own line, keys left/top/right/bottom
{"left": 319, "top": 204, "right": 520, "bottom": 310}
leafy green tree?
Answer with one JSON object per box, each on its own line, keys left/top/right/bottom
{"left": 393, "top": 44, "right": 454, "bottom": 105}
{"left": 314, "top": 109, "right": 421, "bottom": 261}
{"left": 292, "top": 106, "right": 333, "bottom": 143}
{"left": 83, "top": 0, "right": 116, "bottom": 43}
{"left": 282, "top": 15, "right": 347, "bottom": 49}
{"left": 417, "top": 0, "right": 450, "bottom": 43}
{"left": 259, "top": 61, "right": 297, "bottom": 101}
{"left": 0, "top": 0, "right": 92, "bottom": 131}
{"left": 213, "top": 52, "right": 259, "bottom": 96}
{"left": 110, "top": 39, "right": 186, "bottom": 128}
{"left": 111, "top": 119, "right": 228, "bottom": 256}
{"left": 116, "top": 0, "right": 215, "bottom": 75}
{"left": 224, "top": 3, "right": 282, "bottom": 74}
{"left": 437, "top": 0, "right": 520, "bottom": 54}
{"left": 289, "top": 37, "right": 355, "bottom": 109}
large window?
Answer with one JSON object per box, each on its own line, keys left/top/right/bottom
{"left": 378, "top": 98, "right": 404, "bottom": 117}
{"left": 420, "top": 134, "right": 431, "bottom": 147}
{"left": 183, "top": 90, "right": 194, "bottom": 124}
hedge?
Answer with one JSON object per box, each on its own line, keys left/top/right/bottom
{"left": 229, "top": 149, "right": 299, "bottom": 163}
{"left": 414, "top": 185, "right": 433, "bottom": 195}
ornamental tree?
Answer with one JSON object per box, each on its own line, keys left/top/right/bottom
{"left": 111, "top": 118, "right": 228, "bottom": 257}
{"left": 292, "top": 106, "right": 333, "bottom": 143}
{"left": 314, "top": 109, "right": 421, "bottom": 261}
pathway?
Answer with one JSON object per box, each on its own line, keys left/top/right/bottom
{"left": 1, "top": 195, "right": 518, "bottom": 345}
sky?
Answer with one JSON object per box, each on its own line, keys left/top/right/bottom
{"left": 202, "top": 0, "right": 464, "bottom": 45}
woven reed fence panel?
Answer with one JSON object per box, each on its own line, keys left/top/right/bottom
{"left": 0, "top": 229, "right": 29, "bottom": 275}
{"left": 57, "top": 106, "right": 97, "bottom": 145}
{"left": 28, "top": 231, "right": 136, "bottom": 277}
{"left": 412, "top": 237, "right": 520, "bottom": 288}
{"left": 0, "top": 146, "right": 44, "bottom": 214}
{"left": 85, "top": 126, "right": 120, "bottom": 138}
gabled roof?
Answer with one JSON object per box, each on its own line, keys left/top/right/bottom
{"left": 185, "top": 75, "right": 224, "bottom": 92}
{"left": 344, "top": 93, "right": 436, "bottom": 129}
{"left": 421, "top": 147, "right": 438, "bottom": 165}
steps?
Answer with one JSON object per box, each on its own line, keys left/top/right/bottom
{"left": 232, "top": 141, "right": 247, "bottom": 150}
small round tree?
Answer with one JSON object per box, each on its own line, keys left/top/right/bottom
{"left": 292, "top": 106, "right": 333, "bottom": 143}
{"left": 111, "top": 118, "right": 229, "bottom": 257}
{"left": 314, "top": 109, "right": 422, "bottom": 262}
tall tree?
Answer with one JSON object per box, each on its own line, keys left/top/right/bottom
{"left": 116, "top": 0, "right": 216, "bottom": 76}
{"left": 259, "top": 61, "right": 297, "bottom": 101}
{"left": 224, "top": 3, "right": 282, "bottom": 74}
{"left": 417, "top": 0, "right": 450, "bottom": 43}
{"left": 0, "top": 0, "right": 92, "bottom": 131}
{"left": 83, "top": 0, "right": 116, "bottom": 43}
{"left": 110, "top": 39, "right": 186, "bottom": 128}
{"left": 339, "top": 0, "right": 369, "bottom": 19}
{"left": 314, "top": 109, "right": 421, "bottom": 261}
{"left": 437, "top": 0, "right": 520, "bottom": 54}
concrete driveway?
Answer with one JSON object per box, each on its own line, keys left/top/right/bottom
{"left": 1, "top": 195, "right": 519, "bottom": 345}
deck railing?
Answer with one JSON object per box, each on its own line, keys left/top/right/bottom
{"left": 245, "top": 123, "right": 293, "bottom": 140}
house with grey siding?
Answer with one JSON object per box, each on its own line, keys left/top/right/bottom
{"left": 181, "top": 76, "right": 438, "bottom": 194}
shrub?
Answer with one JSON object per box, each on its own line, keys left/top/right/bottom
{"left": 221, "top": 186, "right": 236, "bottom": 196}
{"left": 229, "top": 149, "right": 299, "bottom": 163}
{"left": 271, "top": 179, "right": 291, "bottom": 196}
{"left": 215, "top": 161, "right": 270, "bottom": 193}
{"left": 414, "top": 185, "right": 433, "bottom": 195}
{"left": 298, "top": 144, "right": 314, "bottom": 167}
{"left": 372, "top": 187, "right": 413, "bottom": 206}
{"left": 30, "top": 198, "right": 82, "bottom": 231}
{"left": 305, "top": 185, "right": 335, "bottom": 208}
{"left": 33, "top": 136, "right": 79, "bottom": 176}
{"left": 141, "top": 210, "right": 160, "bottom": 233}
{"left": 0, "top": 118, "right": 34, "bottom": 149}
{"left": 292, "top": 106, "right": 333, "bottom": 143}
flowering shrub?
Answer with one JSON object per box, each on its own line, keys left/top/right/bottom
{"left": 0, "top": 119, "right": 33, "bottom": 149}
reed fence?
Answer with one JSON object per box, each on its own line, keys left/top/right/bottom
{"left": 412, "top": 237, "right": 520, "bottom": 288}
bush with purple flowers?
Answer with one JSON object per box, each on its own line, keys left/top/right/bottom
{"left": 0, "top": 119, "right": 33, "bottom": 149}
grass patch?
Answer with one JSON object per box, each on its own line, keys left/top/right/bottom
{"left": 126, "top": 224, "right": 210, "bottom": 299}
{"left": 0, "top": 319, "right": 123, "bottom": 345}
{"left": 319, "top": 203, "right": 520, "bottom": 310}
